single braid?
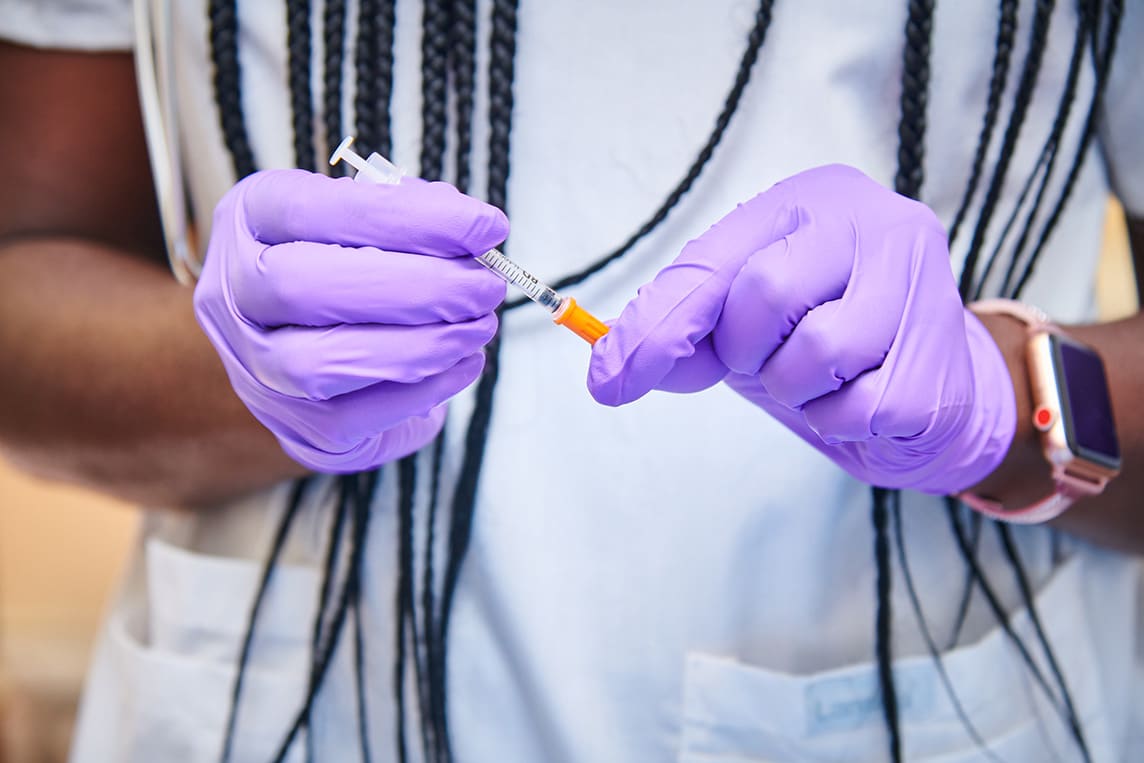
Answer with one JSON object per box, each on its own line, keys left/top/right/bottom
{"left": 208, "top": 0, "right": 256, "bottom": 178}
{"left": 352, "top": 0, "right": 379, "bottom": 153}
{"left": 945, "top": 507, "right": 983, "bottom": 650}
{"left": 506, "top": 0, "right": 777, "bottom": 309}
{"left": 872, "top": 489, "right": 902, "bottom": 763}
{"left": 322, "top": 0, "right": 348, "bottom": 174}
{"left": 957, "top": 0, "right": 1057, "bottom": 298}
{"left": 304, "top": 480, "right": 351, "bottom": 759}
{"left": 420, "top": 0, "right": 453, "bottom": 180}
{"left": 418, "top": 434, "right": 448, "bottom": 760}
{"left": 353, "top": 0, "right": 397, "bottom": 157}
{"left": 895, "top": 0, "right": 935, "bottom": 200}
{"left": 948, "top": 0, "right": 1019, "bottom": 246}
{"left": 393, "top": 456, "right": 419, "bottom": 763}
{"left": 375, "top": 0, "right": 397, "bottom": 157}
{"left": 286, "top": 0, "right": 316, "bottom": 170}
{"left": 450, "top": 0, "right": 479, "bottom": 193}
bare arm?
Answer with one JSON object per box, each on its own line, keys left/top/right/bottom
{"left": 972, "top": 213, "right": 1144, "bottom": 554}
{"left": 0, "top": 42, "right": 304, "bottom": 508}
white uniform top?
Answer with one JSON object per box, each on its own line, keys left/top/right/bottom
{"left": 3, "top": 1, "right": 1143, "bottom": 760}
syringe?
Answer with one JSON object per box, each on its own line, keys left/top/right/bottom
{"left": 329, "top": 137, "right": 609, "bottom": 345}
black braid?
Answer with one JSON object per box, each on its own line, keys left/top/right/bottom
{"left": 427, "top": 5, "right": 519, "bottom": 761}
{"left": 218, "top": 478, "right": 311, "bottom": 763}
{"left": 1012, "top": 0, "right": 1123, "bottom": 297}
{"left": 208, "top": 0, "right": 256, "bottom": 179}
{"left": 270, "top": 473, "right": 377, "bottom": 763}
{"left": 420, "top": 0, "right": 453, "bottom": 180}
{"left": 450, "top": 0, "right": 479, "bottom": 194}
{"left": 895, "top": 0, "right": 935, "bottom": 201}
{"left": 418, "top": 433, "right": 448, "bottom": 760}
{"left": 958, "top": 0, "right": 1056, "bottom": 299}
{"left": 406, "top": 7, "right": 481, "bottom": 760}
{"left": 891, "top": 495, "right": 1001, "bottom": 762}
{"left": 305, "top": 477, "right": 351, "bottom": 761}
{"left": 391, "top": 3, "right": 458, "bottom": 759}
{"left": 987, "top": 0, "right": 1092, "bottom": 298}
{"left": 375, "top": 0, "right": 397, "bottom": 158}
{"left": 350, "top": 538, "right": 373, "bottom": 763}
{"left": 871, "top": 488, "right": 902, "bottom": 763}
{"left": 945, "top": 507, "right": 983, "bottom": 649}
{"left": 353, "top": 0, "right": 397, "bottom": 157}
{"left": 392, "top": 456, "right": 419, "bottom": 763}
{"left": 352, "top": 0, "right": 379, "bottom": 154}
{"left": 505, "top": 0, "right": 777, "bottom": 310}
{"left": 322, "top": 0, "right": 348, "bottom": 174}
{"left": 996, "top": 523, "right": 1092, "bottom": 761}
{"left": 286, "top": 0, "right": 316, "bottom": 170}
{"left": 876, "top": 3, "right": 936, "bottom": 759}
{"left": 948, "top": 0, "right": 1019, "bottom": 246}
{"left": 943, "top": 498, "right": 1091, "bottom": 757}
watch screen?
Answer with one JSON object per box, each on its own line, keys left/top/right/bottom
{"left": 1054, "top": 336, "right": 1120, "bottom": 467}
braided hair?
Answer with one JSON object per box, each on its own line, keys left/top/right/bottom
{"left": 204, "top": 1, "right": 1124, "bottom": 761}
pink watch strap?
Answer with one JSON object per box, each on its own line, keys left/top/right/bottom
{"left": 958, "top": 487, "right": 1079, "bottom": 525}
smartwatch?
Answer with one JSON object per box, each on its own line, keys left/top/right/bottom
{"left": 961, "top": 299, "right": 1120, "bottom": 524}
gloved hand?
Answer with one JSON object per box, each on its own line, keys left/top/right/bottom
{"left": 588, "top": 164, "right": 1015, "bottom": 495}
{"left": 194, "top": 169, "right": 508, "bottom": 473}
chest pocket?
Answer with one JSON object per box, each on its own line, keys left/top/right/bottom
{"left": 677, "top": 554, "right": 1130, "bottom": 762}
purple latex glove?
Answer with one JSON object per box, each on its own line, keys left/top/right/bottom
{"left": 194, "top": 169, "right": 508, "bottom": 473}
{"left": 588, "top": 165, "right": 1015, "bottom": 495}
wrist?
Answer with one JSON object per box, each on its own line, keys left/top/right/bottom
{"left": 962, "top": 310, "right": 1055, "bottom": 507}
{"left": 940, "top": 309, "right": 1019, "bottom": 491}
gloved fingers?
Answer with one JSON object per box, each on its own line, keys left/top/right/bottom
{"left": 795, "top": 370, "right": 888, "bottom": 445}
{"left": 240, "top": 315, "right": 499, "bottom": 400}
{"left": 265, "top": 352, "right": 486, "bottom": 454}
{"left": 651, "top": 335, "right": 731, "bottom": 394}
{"left": 798, "top": 357, "right": 967, "bottom": 446}
{"left": 276, "top": 406, "right": 447, "bottom": 474}
{"left": 237, "top": 169, "right": 509, "bottom": 256}
{"left": 235, "top": 241, "right": 506, "bottom": 327}
{"left": 754, "top": 281, "right": 905, "bottom": 409}
{"left": 712, "top": 231, "right": 854, "bottom": 375}
{"left": 586, "top": 265, "right": 730, "bottom": 406}
{"left": 587, "top": 185, "right": 800, "bottom": 406}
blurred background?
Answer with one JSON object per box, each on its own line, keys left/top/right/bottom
{"left": 0, "top": 201, "right": 1137, "bottom": 761}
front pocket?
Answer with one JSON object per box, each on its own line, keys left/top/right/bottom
{"left": 71, "top": 537, "right": 325, "bottom": 763}
{"left": 678, "top": 554, "right": 1125, "bottom": 762}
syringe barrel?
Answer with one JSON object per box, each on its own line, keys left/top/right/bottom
{"left": 476, "top": 249, "right": 563, "bottom": 312}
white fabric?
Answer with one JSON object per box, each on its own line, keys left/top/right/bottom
{"left": 3, "top": 0, "right": 1141, "bottom": 761}
{"left": 1099, "top": 0, "right": 1144, "bottom": 217}
{"left": 0, "top": 0, "right": 133, "bottom": 50}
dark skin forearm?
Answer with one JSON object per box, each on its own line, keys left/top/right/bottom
{"left": 0, "top": 237, "right": 305, "bottom": 507}
{"left": 972, "top": 215, "right": 1144, "bottom": 555}
{"left": 0, "top": 42, "right": 304, "bottom": 507}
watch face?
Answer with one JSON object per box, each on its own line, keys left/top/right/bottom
{"left": 1051, "top": 335, "right": 1120, "bottom": 469}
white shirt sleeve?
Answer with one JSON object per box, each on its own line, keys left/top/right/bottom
{"left": 0, "top": 0, "right": 134, "bottom": 51}
{"left": 1099, "top": 0, "right": 1144, "bottom": 218}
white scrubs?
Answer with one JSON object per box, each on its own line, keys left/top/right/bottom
{"left": 2, "top": 0, "right": 1143, "bottom": 760}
